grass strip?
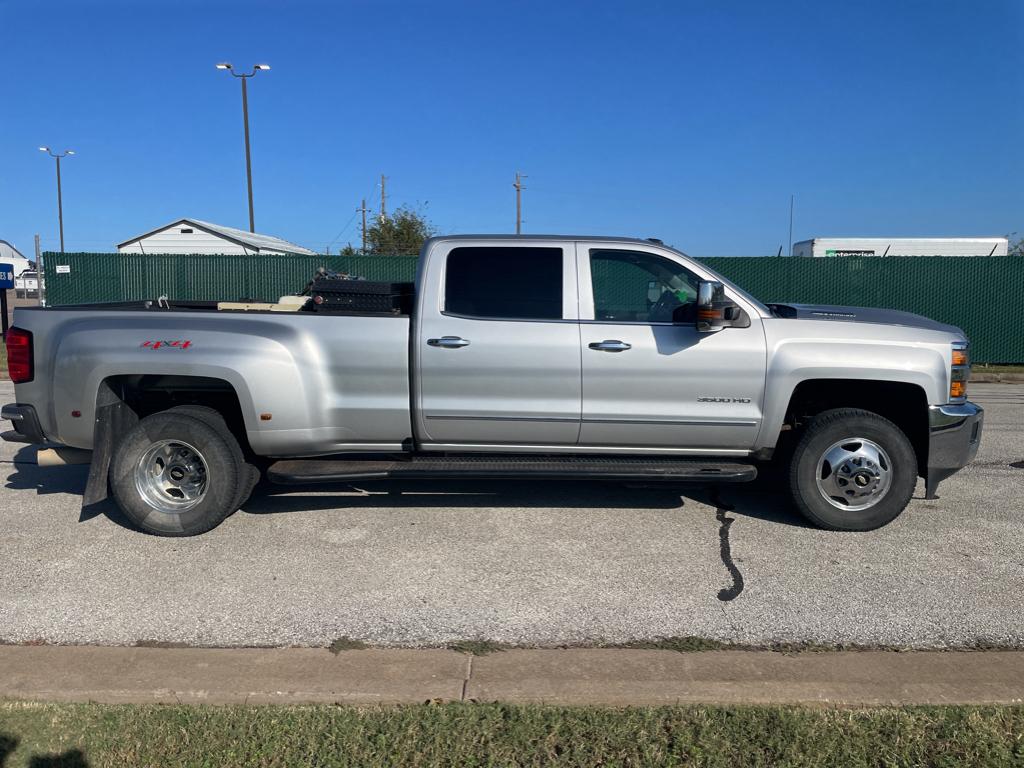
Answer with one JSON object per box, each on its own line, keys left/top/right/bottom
{"left": 1, "top": 701, "right": 1022, "bottom": 767}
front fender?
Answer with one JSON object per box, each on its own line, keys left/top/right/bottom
{"left": 756, "top": 335, "right": 948, "bottom": 450}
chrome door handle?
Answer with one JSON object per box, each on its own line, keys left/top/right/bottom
{"left": 428, "top": 336, "right": 471, "bottom": 348}
{"left": 589, "top": 340, "right": 631, "bottom": 352}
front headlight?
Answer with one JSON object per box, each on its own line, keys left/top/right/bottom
{"left": 950, "top": 342, "right": 970, "bottom": 400}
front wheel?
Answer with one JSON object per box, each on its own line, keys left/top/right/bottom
{"left": 789, "top": 408, "right": 917, "bottom": 531}
{"left": 110, "top": 411, "right": 244, "bottom": 536}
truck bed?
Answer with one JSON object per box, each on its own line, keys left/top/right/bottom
{"left": 9, "top": 304, "right": 414, "bottom": 456}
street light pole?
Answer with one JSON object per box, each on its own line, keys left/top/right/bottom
{"left": 39, "top": 147, "right": 74, "bottom": 252}
{"left": 216, "top": 62, "right": 270, "bottom": 233}
{"left": 240, "top": 76, "right": 254, "bottom": 233}
{"left": 56, "top": 155, "right": 64, "bottom": 251}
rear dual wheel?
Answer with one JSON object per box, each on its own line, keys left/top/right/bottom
{"left": 110, "top": 407, "right": 259, "bottom": 536}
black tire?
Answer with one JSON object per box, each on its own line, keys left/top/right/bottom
{"left": 789, "top": 408, "right": 917, "bottom": 531}
{"left": 110, "top": 411, "right": 244, "bottom": 536}
{"left": 167, "top": 406, "right": 260, "bottom": 513}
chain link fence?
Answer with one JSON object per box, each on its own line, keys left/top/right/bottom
{"left": 41, "top": 252, "right": 1023, "bottom": 363}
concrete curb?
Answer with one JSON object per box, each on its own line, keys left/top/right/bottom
{"left": 3, "top": 647, "right": 1024, "bottom": 707}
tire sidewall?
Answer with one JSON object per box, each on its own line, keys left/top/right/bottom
{"left": 791, "top": 410, "right": 917, "bottom": 531}
{"left": 111, "top": 413, "right": 240, "bottom": 535}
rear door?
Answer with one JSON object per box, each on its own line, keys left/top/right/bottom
{"left": 415, "top": 241, "right": 581, "bottom": 447}
{"left": 577, "top": 243, "right": 767, "bottom": 451}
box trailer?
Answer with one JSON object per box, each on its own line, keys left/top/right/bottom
{"left": 792, "top": 238, "right": 1009, "bottom": 257}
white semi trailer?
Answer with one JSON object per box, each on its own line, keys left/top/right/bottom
{"left": 792, "top": 238, "right": 1008, "bottom": 257}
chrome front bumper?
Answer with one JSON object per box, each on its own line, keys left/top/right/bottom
{"left": 925, "top": 401, "right": 983, "bottom": 499}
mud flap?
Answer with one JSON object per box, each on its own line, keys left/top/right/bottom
{"left": 82, "top": 382, "right": 138, "bottom": 509}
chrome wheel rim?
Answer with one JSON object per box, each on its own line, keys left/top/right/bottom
{"left": 815, "top": 437, "right": 892, "bottom": 512}
{"left": 134, "top": 439, "right": 208, "bottom": 514}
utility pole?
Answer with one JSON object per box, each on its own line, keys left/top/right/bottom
{"left": 788, "top": 194, "right": 795, "bottom": 257}
{"left": 35, "top": 234, "right": 43, "bottom": 306}
{"left": 357, "top": 199, "right": 370, "bottom": 253}
{"left": 379, "top": 174, "right": 387, "bottom": 222}
{"left": 513, "top": 171, "right": 526, "bottom": 235}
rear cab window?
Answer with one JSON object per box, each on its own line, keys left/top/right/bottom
{"left": 444, "top": 246, "right": 566, "bottom": 320}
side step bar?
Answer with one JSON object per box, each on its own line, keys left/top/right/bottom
{"left": 266, "top": 455, "right": 758, "bottom": 485}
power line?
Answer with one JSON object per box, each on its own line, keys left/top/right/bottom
{"left": 325, "top": 181, "right": 378, "bottom": 251}
{"left": 325, "top": 209, "right": 360, "bottom": 252}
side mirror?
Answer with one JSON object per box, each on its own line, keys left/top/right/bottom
{"left": 697, "top": 280, "right": 746, "bottom": 332}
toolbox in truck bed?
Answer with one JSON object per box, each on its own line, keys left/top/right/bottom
{"left": 306, "top": 279, "right": 415, "bottom": 314}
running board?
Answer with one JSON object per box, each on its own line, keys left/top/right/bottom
{"left": 266, "top": 455, "right": 758, "bottom": 485}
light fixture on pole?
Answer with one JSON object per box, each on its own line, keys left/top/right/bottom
{"left": 39, "top": 147, "right": 75, "bottom": 252}
{"left": 216, "top": 62, "right": 270, "bottom": 233}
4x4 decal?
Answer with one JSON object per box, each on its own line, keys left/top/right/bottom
{"left": 141, "top": 340, "right": 192, "bottom": 350}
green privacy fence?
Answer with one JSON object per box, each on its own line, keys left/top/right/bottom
{"left": 42, "top": 253, "right": 419, "bottom": 306}
{"left": 41, "top": 252, "right": 1024, "bottom": 362}
{"left": 703, "top": 256, "right": 1023, "bottom": 364}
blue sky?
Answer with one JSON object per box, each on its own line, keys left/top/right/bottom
{"left": 1, "top": 0, "right": 1021, "bottom": 256}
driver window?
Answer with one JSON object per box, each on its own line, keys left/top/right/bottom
{"left": 589, "top": 249, "right": 701, "bottom": 324}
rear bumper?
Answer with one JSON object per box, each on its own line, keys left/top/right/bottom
{"left": 1, "top": 403, "right": 47, "bottom": 445}
{"left": 925, "top": 401, "right": 983, "bottom": 499}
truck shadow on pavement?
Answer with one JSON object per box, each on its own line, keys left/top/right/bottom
{"left": 3, "top": 458, "right": 810, "bottom": 531}
{"left": 2, "top": 461, "right": 132, "bottom": 529}
{"left": 243, "top": 477, "right": 812, "bottom": 529}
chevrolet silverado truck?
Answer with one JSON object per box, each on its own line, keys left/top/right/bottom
{"left": 2, "top": 236, "right": 983, "bottom": 536}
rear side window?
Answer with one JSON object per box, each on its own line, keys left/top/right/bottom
{"left": 444, "top": 247, "right": 563, "bottom": 320}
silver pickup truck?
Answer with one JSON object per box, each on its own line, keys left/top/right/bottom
{"left": 2, "top": 235, "right": 983, "bottom": 536}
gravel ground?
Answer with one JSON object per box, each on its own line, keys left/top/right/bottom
{"left": 1, "top": 382, "right": 1021, "bottom": 649}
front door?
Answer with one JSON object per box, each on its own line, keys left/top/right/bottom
{"left": 577, "top": 245, "right": 766, "bottom": 451}
{"left": 416, "top": 242, "right": 581, "bottom": 447}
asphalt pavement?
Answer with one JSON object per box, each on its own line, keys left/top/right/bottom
{"left": 1, "top": 382, "right": 1021, "bottom": 649}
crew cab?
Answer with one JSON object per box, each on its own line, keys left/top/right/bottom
{"left": 2, "top": 236, "right": 983, "bottom": 535}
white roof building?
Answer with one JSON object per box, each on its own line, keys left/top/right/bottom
{"left": 0, "top": 240, "right": 32, "bottom": 277}
{"left": 117, "top": 218, "right": 316, "bottom": 256}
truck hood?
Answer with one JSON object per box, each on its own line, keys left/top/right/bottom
{"left": 768, "top": 303, "right": 964, "bottom": 335}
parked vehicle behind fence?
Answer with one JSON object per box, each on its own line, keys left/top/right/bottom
{"left": 13, "top": 270, "right": 41, "bottom": 295}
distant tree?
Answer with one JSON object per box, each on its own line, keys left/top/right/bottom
{"left": 339, "top": 243, "right": 358, "bottom": 257}
{"left": 365, "top": 205, "right": 435, "bottom": 256}
{"left": 1009, "top": 236, "right": 1024, "bottom": 257}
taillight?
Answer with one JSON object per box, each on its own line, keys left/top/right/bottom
{"left": 5, "top": 327, "right": 33, "bottom": 384}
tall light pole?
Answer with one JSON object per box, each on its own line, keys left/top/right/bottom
{"left": 39, "top": 147, "right": 75, "bottom": 253}
{"left": 216, "top": 62, "right": 270, "bottom": 233}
